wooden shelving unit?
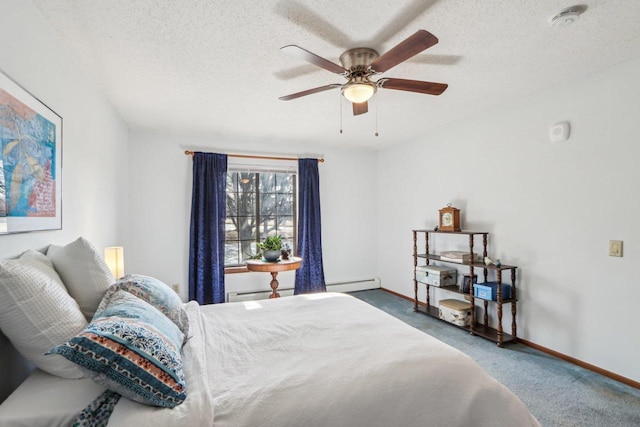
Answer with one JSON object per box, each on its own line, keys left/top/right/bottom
{"left": 412, "top": 229, "right": 518, "bottom": 347}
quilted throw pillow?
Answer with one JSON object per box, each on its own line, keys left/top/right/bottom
{"left": 112, "top": 274, "right": 189, "bottom": 339}
{"left": 0, "top": 250, "right": 87, "bottom": 379}
{"left": 49, "top": 289, "right": 187, "bottom": 408}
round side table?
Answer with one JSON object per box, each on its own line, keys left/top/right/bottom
{"left": 245, "top": 257, "right": 302, "bottom": 298}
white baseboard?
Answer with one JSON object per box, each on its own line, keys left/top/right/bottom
{"left": 227, "top": 277, "right": 381, "bottom": 302}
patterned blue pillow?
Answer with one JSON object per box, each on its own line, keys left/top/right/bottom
{"left": 48, "top": 289, "right": 187, "bottom": 408}
{"left": 112, "top": 274, "right": 189, "bottom": 339}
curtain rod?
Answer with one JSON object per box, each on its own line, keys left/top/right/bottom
{"left": 184, "top": 150, "right": 324, "bottom": 163}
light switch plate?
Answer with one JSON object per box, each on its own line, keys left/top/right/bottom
{"left": 609, "top": 240, "right": 623, "bottom": 257}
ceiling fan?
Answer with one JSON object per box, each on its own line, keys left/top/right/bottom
{"left": 278, "top": 30, "right": 448, "bottom": 116}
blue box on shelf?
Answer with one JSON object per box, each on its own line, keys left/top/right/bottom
{"left": 474, "top": 282, "right": 511, "bottom": 301}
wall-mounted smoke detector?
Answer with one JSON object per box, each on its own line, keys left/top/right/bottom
{"left": 550, "top": 5, "right": 587, "bottom": 28}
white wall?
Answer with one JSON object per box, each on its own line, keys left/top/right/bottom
{"left": 377, "top": 57, "right": 640, "bottom": 383}
{"left": 0, "top": 1, "right": 128, "bottom": 259}
{"left": 125, "top": 130, "right": 378, "bottom": 300}
{"left": 0, "top": 0, "right": 128, "bottom": 402}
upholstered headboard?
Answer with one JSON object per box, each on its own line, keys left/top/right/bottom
{"left": 0, "top": 331, "right": 34, "bottom": 403}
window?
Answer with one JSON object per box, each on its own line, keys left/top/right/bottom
{"left": 224, "top": 168, "right": 296, "bottom": 267}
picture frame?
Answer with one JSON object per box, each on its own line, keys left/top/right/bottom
{"left": 460, "top": 273, "right": 478, "bottom": 293}
{"left": 0, "top": 68, "right": 62, "bottom": 234}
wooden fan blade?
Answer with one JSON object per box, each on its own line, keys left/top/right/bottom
{"left": 279, "top": 84, "right": 341, "bottom": 101}
{"left": 281, "top": 45, "right": 346, "bottom": 74}
{"left": 369, "top": 30, "right": 438, "bottom": 74}
{"left": 379, "top": 78, "right": 448, "bottom": 95}
{"left": 352, "top": 101, "right": 368, "bottom": 116}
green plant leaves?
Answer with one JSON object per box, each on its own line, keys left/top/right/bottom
{"left": 258, "top": 235, "right": 282, "bottom": 251}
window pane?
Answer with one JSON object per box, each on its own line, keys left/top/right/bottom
{"left": 260, "top": 193, "right": 276, "bottom": 215}
{"left": 239, "top": 240, "right": 258, "bottom": 261}
{"left": 237, "top": 172, "right": 255, "bottom": 191}
{"left": 259, "top": 218, "right": 277, "bottom": 239}
{"left": 278, "top": 216, "right": 295, "bottom": 239}
{"left": 276, "top": 173, "right": 293, "bottom": 194}
{"left": 226, "top": 173, "right": 238, "bottom": 216}
{"left": 259, "top": 173, "right": 276, "bottom": 193}
{"left": 226, "top": 172, "right": 238, "bottom": 192}
{"left": 276, "top": 194, "right": 293, "bottom": 215}
{"left": 226, "top": 195, "right": 237, "bottom": 216}
{"left": 238, "top": 193, "right": 256, "bottom": 215}
{"left": 236, "top": 217, "right": 256, "bottom": 240}
{"left": 225, "top": 242, "right": 240, "bottom": 265}
{"left": 225, "top": 217, "right": 239, "bottom": 237}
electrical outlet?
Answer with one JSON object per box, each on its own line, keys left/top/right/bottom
{"left": 172, "top": 283, "right": 180, "bottom": 293}
{"left": 609, "top": 240, "right": 623, "bottom": 257}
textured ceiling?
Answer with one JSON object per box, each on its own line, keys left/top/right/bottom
{"left": 33, "top": 0, "right": 640, "bottom": 149}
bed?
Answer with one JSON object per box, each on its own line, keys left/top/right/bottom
{"left": 0, "top": 239, "right": 540, "bottom": 426}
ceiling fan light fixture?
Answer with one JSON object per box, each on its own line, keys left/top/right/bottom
{"left": 342, "top": 82, "right": 377, "bottom": 103}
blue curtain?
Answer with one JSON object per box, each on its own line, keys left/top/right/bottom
{"left": 295, "top": 158, "right": 326, "bottom": 294}
{"left": 189, "top": 152, "right": 228, "bottom": 304}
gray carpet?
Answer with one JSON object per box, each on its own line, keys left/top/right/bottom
{"left": 350, "top": 289, "right": 640, "bottom": 427}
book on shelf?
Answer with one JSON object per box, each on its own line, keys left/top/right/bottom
{"left": 438, "top": 251, "right": 480, "bottom": 263}
{"left": 440, "top": 256, "right": 469, "bottom": 264}
{"left": 439, "top": 256, "right": 466, "bottom": 263}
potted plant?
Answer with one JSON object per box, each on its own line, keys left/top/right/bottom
{"left": 281, "top": 243, "right": 291, "bottom": 260}
{"left": 258, "top": 235, "right": 282, "bottom": 262}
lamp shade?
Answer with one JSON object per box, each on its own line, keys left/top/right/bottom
{"left": 104, "top": 246, "right": 124, "bottom": 279}
{"left": 342, "top": 82, "right": 376, "bottom": 103}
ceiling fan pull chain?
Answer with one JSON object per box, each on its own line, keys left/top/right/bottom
{"left": 339, "top": 91, "right": 343, "bottom": 134}
{"left": 375, "top": 95, "right": 379, "bottom": 137}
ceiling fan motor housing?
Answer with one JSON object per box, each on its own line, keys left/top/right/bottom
{"left": 339, "top": 48, "right": 379, "bottom": 72}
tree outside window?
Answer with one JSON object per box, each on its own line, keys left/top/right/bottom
{"left": 224, "top": 171, "right": 296, "bottom": 266}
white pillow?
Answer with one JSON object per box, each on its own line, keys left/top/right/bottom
{"left": 0, "top": 250, "right": 87, "bottom": 379}
{"left": 47, "top": 237, "right": 115, "bottom": 320}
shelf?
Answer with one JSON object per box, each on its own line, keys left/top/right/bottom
{"left": 415, "top": 303, "right": 441, "bottom": 318}
{"left": 437, "top": 285, "right": 466, "bottom": 295}
{"left": 412, "top": 229, "right": 489, "bottom": 236}
{"left": 424, "top": 284, "right": 516, "bottom": 304}
{"left": 468, "top": 261, "right": 518, "bottom": 271}
{"left": 470, "top": 323, "right": 517, "bottom": 345}
{"left": 414, "top": 304, "right": 517, "bottom": 346}
{"left": 473, "top": 297, "right": 516, "bottom": 304}
{"left": 417, "top": 254, "right": 517, "bottom": 270}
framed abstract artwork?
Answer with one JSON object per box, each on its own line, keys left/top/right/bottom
{"left": 0, "top": 69, "right": 62, "bottom": 234}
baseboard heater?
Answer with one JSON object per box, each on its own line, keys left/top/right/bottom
{"left": 227, "top": 277, "right": 381, "bottom": 302}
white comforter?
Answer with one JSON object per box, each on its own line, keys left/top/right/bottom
{"left": 0, "top": 293, "right": 539, "bottom": 426}
{"left": 108, "top": 292, "right": 539, "bottom": 427}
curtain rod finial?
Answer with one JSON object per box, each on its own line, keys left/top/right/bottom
{"left": 185, "top": 150, "right": 194, "bottom": 156}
